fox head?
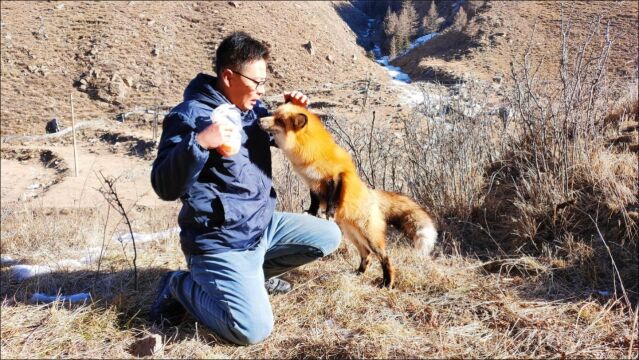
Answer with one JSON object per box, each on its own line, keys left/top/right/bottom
{"left": 259, "top": 103, "right": 329, "bottom": 151}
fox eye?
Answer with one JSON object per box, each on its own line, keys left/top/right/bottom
{"left": 275, "top": 118, "right": 284, "bottom": 127}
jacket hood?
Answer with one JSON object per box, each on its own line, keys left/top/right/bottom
{"left": 183, "top": 73, "right": 230, "bottom": 108}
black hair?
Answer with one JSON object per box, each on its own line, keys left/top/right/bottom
{"left": 214, "top": 32, "right": 270, "bottom": 75}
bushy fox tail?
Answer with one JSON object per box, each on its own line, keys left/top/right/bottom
{"left": 377, "top": 190, "right": 438, "bottom": 256}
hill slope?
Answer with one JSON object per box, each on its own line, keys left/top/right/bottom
{"left": 0, "top": 1, "right": 388, "bottom": 136}
{"left": 391, "top": 1, "right": 638, "bottom": 84}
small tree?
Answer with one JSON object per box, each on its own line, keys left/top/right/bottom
{"left": 396, "top": 0, "right": 418, "bottom": 53}
{"left": 452, "top": 6, "right": 468, "bottom": 32}
{"left": 383, "top": 0, "right": 419, "bottom": 57}
{"left": 96, "top": 171, "right": 139, "bottom": 291}
{"left": 398, "top": 0, "right": 418, "bottom": 37}
{"left": 422, "top": 0, "right": 439, "bottom": 34}
{"left": 383, "top": 6, "right": 400, "bottom": 57}
{"left": 383, "top": 6, "right": 398, "bottom": 38}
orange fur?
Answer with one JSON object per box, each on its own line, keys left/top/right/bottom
{"left": 260, "top": 104, "right": 438, "bottom": 288}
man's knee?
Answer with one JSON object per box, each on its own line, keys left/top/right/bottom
{"left": 320, "top": 221, "right": 342, "bottom": 256}
{"left": 229, "top": 315, "right": 274, "bottom": 345}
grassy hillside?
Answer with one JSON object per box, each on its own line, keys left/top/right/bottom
{"left": 0, "top": 1, "right": 388, "bottom": 136}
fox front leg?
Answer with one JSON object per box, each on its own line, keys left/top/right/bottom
{"left": 325, "top": 175, "right": 343, "bottom": 220}
{"left": 305, "top": 190, "right": 321, "bottom": 216}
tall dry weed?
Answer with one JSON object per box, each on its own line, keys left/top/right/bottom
{"left": 475, "top": 16, "right": 638, "bottom": 299}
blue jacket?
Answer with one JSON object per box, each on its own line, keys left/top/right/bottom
{"left": 151, "top": 73, "right": 276, "bottom": 255}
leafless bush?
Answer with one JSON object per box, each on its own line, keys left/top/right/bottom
{"left": 401, "top": 81, "right": 502, "bottom": 223}
{"left": 478, "top": 15, "right": 638, "bottom": 297}
{"left": 486, "top": 15, "right": 637, "bottom": 241}
{"left": 323, "top": 111, "right": 405, "bottom": 192}
{"left": 507, "top": 16, "right": 613, "bottom": 187}
{"left": 96, "top": 171, "right": 139, "bottom": 291}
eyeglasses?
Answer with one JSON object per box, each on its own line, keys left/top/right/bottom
{"left": 232, "top": 70, "right": 267, "bottom": 89}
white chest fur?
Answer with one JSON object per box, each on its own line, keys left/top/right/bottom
{"left": 277, "top": 134, "right": 326, "bottom": 184}
{"left": 298, "top": 165, "right": 323, "bottom": 181}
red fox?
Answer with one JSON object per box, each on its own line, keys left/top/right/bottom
{"left": 260, "top": 103, "right": 437, "bottom": 288}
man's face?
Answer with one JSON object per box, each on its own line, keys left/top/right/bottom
{"left": 224, "top": 59, "right": 267, "bottom": 112}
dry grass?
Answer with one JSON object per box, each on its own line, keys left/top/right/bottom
{"left": 1, "top": 208, "right": 636, "bottom": 358}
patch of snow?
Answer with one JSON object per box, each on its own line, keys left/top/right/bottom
{"left": 55, "top": 259, "right": 86, "bottom": 268}
{"left": 10, "top": 252, "right": 100, "bottom": 282}
{"left": 30, "top": 292, "right": 92, "bottom": 304}
{"left": 373, "top": 32, "right": 438, "bottom": 86}
{"left": 113, "top": 226, "right": 179, "bottom": 244}
{"left": 9, "top": 227, "right": 180, "bottom": 282}
{"left": 373, "top": 44, "right": 382, "bottom": 59}
{"left": 11, "top": 264, "right": 53, "bottom": 281}
{"left": 79, "top": 246, "right": 105, "bottom": 265}
{"left": 380, "top": 62, "right": 412, "bottom": 83}
{"left": 395, "top": 85, "right": 426, "bottom": 106}
{"left": 1, "top": 255, "right": 19, "bottom": 266}
{"left": 364, "top": 17, "right": 441, "bottom": 107}
{"left": 396, "top": 32, "right": 439, "bottom": 58}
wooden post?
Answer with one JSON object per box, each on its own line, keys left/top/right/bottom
{"left": 153, "top": 105, "right": 158, "bottom": 140}
{"left": 70, "top": 95, "right": 79, "bottom": 177}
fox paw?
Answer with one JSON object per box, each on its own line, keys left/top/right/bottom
{"left": 303, "top": 210, "right": 320, "bottom": 217}
{"left": 379, "top": 278, "right": 394, "bottom": 289}
{"left": 323, "top": 211, "right": 335, "bottom": 221}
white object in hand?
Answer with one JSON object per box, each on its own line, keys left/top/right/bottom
{"left": 211, "top": 103, "right": 242, "bottom": 157}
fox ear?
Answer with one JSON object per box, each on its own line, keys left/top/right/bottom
{"left": 293, "top": 113, "right": 308, "bottom": 130}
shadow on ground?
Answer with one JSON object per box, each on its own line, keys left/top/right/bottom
{"left": 436, "top": 218, "right": 638, "bottom": 306}
{"left": 0, "top": 265, "right": 234, "bottom": 347}
{"left": 333, "top": 2, "right": 375, "bottom": 51}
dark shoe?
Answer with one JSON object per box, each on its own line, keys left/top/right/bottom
{"left": 150, "top": 271, "right": 186, "bottom": 327}
{"left": 265, "top": 277, "right": 292, "bottom": 295}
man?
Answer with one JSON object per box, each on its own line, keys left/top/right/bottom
{"left": 150, "top": 32, "right": 341, "bottom": 345}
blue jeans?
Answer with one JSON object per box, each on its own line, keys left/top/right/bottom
{"left": 168, "top": 212, "right": 341, "bottom": 345}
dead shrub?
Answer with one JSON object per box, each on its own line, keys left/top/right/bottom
{"left": 475, "top": 16, "right": 638, "bottom": 298}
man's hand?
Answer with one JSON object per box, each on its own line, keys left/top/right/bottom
{"left": 196, "top": 122, "right": 237, "bottom": 150}
{"left": 283, "top": 91, "right": 310, "bottom": 107}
